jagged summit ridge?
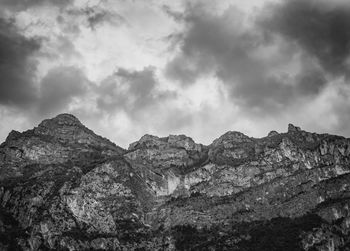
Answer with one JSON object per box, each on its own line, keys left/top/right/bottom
{"left": 33, "top": 113, "right": 121, "bottom": 150}
{"left": 267, "top": 130, "right": 279, "bottom": 137}
{"left": 128, "top": 133, "right": 201, "bottom": 151}
{"left": 1, "top": 114, "right": 350, "bottom": 250}
{"left": 3, "top": 113, "right": 309, "bottom": 148}
{"left": 38, "top": 113, "right": 82, "bottom": 127}
{"left": 288, "top": 123, "right": 302, "bottom": 132}
{"left": 0, "top": 113, "right": 124, "bottom": 181}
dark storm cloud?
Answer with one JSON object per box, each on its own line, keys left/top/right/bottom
{"left": 97, "top": 67, "right": 175, "bottom": 115}
{"left": 164, "top": 3, "right": 328, "bottom": 113}
{"left": 0, "top": 0, "right": 72, "bottom": 12}
{"left": 0, "top": 18, "right": 40, "bottom": 107}
{"left": 164, "top": 4, "right": 255, "bottom": 86}
{"left": 260, "top": 0, "right": 350, "bottom": 78}
{"left": 0, "top": 17, "right": 89, "bottom": 115}
{"left": 66, "top": 6, "right": 125, "bottom": 30}
{"left": 295, "top": 68, "right": 327, "bottom": 96}
{"left": 84, "top": 7, "right": 125, "bottom": 30}
{"left": 38, "top": 66, "right": 89, "bottom": 116}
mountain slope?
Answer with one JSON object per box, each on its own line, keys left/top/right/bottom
{"left": 1, "top": 114, "right": 350, "bottom": 250}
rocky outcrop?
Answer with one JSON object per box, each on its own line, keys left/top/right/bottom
{"left": 0, "top": 114, "right": 124, "bottom": 181}
{"left": 1, "top": 114, "right": 350, "bottom": 250}
{"left": 124, "top": 134, "right": 208, "bottom": 197}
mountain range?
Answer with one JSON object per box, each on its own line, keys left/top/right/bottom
{"left": 1, "top": 113, "right": 350, "bottom": 250}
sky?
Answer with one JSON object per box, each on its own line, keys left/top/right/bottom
{"left": 1, "top": 0, "right": 350, "bottom": 148}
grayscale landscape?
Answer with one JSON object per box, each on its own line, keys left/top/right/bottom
{"left": 1, "top": 0, "right": 350, "bottom": 250}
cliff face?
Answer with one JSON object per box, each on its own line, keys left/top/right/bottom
{"left": 1, "top": 114, "right": 350, "bottom": 250}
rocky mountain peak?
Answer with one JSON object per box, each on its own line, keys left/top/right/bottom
{"left": 31, "top": 113, "right": 121, "bottom": 152}
{"left": 211, "top": 131, "right": 252, "bottom": 147}
{"left": 128, "top": 134, "right": 200, "bottom": 152}
{"left": 35, "top": 113, "right": 82, "bottom": 134}
{"left": 43, "top": 113, "right": 81, "bottom": 126}
{"left": 267, "top": 130, "right": 279, "bottom": 137}
{"left": 4, "top": 130, "right": 22, "bottom": 142}
{"left": 0, "top": 113, "right": 124, "bottom": 181}
{"left": 128, "top": 134, "right": 163, "bottom": 150}
{"left": 126, "top": 133, "right": 207, "bottom": 174}
{"left": 166, "top": 134, "right": 199, "bottom": 150}
{"left": 288, "top": 123, "right": 302, "bottom": 133}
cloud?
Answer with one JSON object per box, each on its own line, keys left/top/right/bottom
{"left": 97, "top": 67, "right": 176, "bottom": 116}
{"left": 0, "top": 0, "right": 72, "bottom": 12}
{"left": 0, "top": 18, "right": 40, "bottom": 107}
{"left": 165, "top": 5, "right": 249, "bottom": 85}
{"left": 56, "top": 15, "right": 81, "bottom": 35}
{"left": 84, "top": 7, "right": 125, "bottom": 30}
{"left": 55, "top": 35, "right": 81, "bottom": 59}
{"left": 38, "top": 66, "right": 89, "bottom": 116}
{"left": 324, "top": 83, "right": 350, "bottom": 135}
{"left": 164, "top": 3, "right": 328, "bottom": 113}
{"left": 2, "top": 0, "right": 350, "bottom": 148}
{"left": 259, "top": 0, "right": 350, "bottom": 78}
{"left": 65, "top": 5, "right": 125, "bottom": 31}
{"left": 0, "top": 17, "right": 88, "bottom": 117}
{"left": 162, "top": 5, "right": 185, "bottom": 22}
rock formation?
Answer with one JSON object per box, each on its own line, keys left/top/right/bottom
{"left": 1, "top": 114, "right": 350, "bottom": 250}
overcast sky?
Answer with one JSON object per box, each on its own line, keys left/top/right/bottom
{"left": 1, "top": 0, "right": 350, "bottom": 147}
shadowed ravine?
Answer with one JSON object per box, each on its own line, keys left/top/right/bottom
{"left": 1, "top": 114, "right": 350, "bottom": 250}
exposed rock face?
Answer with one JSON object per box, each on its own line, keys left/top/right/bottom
{"left": 1, "top": 114, "right": 350, "bottom": 250}
{"left": 125, "top": 134, "right": 208, "bottom": 197}
{"left": 0, "top": 114, "right": 124, "bottom": 181}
